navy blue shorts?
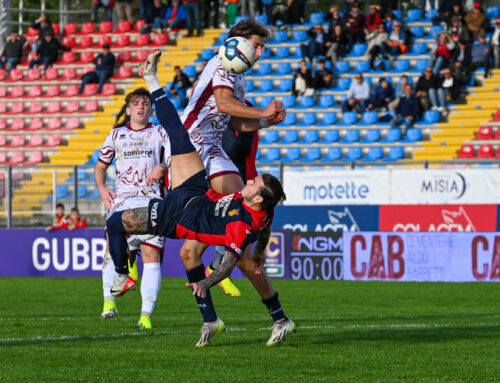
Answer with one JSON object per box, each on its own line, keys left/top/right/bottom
{"left": 147, "top": 170, "right": 209, "bottom": 238}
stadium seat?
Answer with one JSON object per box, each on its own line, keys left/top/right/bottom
{"left": 297, "top": 113, "right": 317, "bottom": 126}
{"left": 333, "top": 77, "right": 351, "bottom": 92}
{"left": 477, "top": 143, "right": 494, "bottom": 158}
{"left": 0, "top": 119, "right": 6, "bottom": 130}
{"left": 246, "top": 80, "right": 255, "bottom": 92}
{"left": 417, "top": 110, "right": 440, "bottom": 125}
{"left": 477, "top": 126, "right": 493, "bottom": 139}
{"left": 83, "top": 100, "right": 99, "bottom": 113}
{"left": 96, "top": 35, "right": 112, "bottom": 48}
{"left": 0, "top": 85, "right": 6, "bottom": 97}
{"left": 296, "top": 96, "right": 315, "bottom": 109}
{"left": 0, "top": 69, "right": 5, "bottom": 81}
{"left": 62, "top": 36, "right": 76, "bottom": 49}
{"left": 278, "top": 79, "right": 293, "bottom": 92}
{"left": 0, "top": 103, "right": 6, "bottom": 114}
{"left": 83, "top": 84, "right": 98, "bottom": 97}
{"left": 77, "top": 51, "right": 94, "bottom": 64}
{"left": 63, "top": 22, "right": 78, "bottom": 35}
{"left": 116, "top": 20, "right": 132, "bottom": 33}
{"left": 271, "top": 47, "right": 290, "bottom": 60}
{"left": 360, "top": 129, "right": 381, "bottom": 143}
{"left": 281, "top": 130, "right": 299, "bottom": 144}
{"left": 235, "top": 15, "right": 249, "bottom": 24}
{"left": 97, "top": 21, "right": 113, "bottom": 34}
{"left": 245, "top": 96, "right": 256, "bottom": 106}
{"left": 183, "top": 65, "right": 197, "bottom": 78}
{"left": 62, "top": 67, "right": 77, "bottom": 80}
{"left": 196, "top": 49, "right": 214, "bottom": 62}
{"left": 458, "top": 144, "right": 475, "bottom": 158}
{"left": 321, "top": 147, "right": 342, "bottom": 162}
{"left": 256, "top": 63, "right": 272, "bottom": 76}
{"left": 282, "top": 95, "right": 296, "bottom": 109}
{"left": 64, "top": 85, "right": 79, "bottom": 97}
{"left": 9, "top": 119, "right": 25, "bottom": 131}
{"left": 25, "top": 134, "right": 44, "bottom": 148}
{"left": 27, "top": 102, "right": 43, "bottom": 114}
{"left": 28, "top": 118, "right": 43, "bottom": 131}
{"left": 117, "top": 50, "right": 132, "bottom": 63}
{"left": 316, "top": 95, "right": 334, "bottom": 109}
{"left": 260, "top": 148, "right": 281, "bottom": 162}
{"left": 308, "top": 12, "right": 324, "bottom": 25}
{"left": 341, "top": 147, "right": 363, "bottom": 162}
{"left": 340, "top": 129, "right": 360, "bottom": 143}
{"left": 486, "top": 6, "right": 500, "bottom": 20}
{"left": 46, "top": 101, "right": 61, "bottom": 114}
{"left": 358, "top": 111, "right": 378, "bottom": 126}
{"left": 152, "top": 33, "right": 168, "bottom": 46}
{"left": 319, "top": 129, "right": 339, "bottom": 143}
{"left": 278, "top": 113, "right": 297, "bottom": 127}
{"left": 407, "top": 43, "right": 428, "bottom": 57}
{"left": 47, "top": 117, "right": 62, "bottom": 130}
{"left": 259, "top": 96, "right": 275, "bottom": 108}
{"left": 255, "top": 79, "right": 274, "bottom": 93}
{"left": 401, "top": 128, "right": 423, "bottom": 143}
{"left": 390, "top": 59, "right": 410, "bottom": 73}
{"left": 254, "top": 14, "right": 267, "bottom": 25}
{"left": 428, "top": 25, "right": 444, "bottom": 40}
{"left": 423, "top": 8, "right": 439, "bottom": 22}
{"left": 0, "top": 136, "right": 6, "bottom": 146}
{"left": 27, "top": 68, "right": 41, "bottom": 81}
{"left": 54, "top": 185, "right": 69, "bottom": 199}
{"left": 44, "top": 85, "right": 60, "bottom": 98}
{"left": 133, "top": 19, "right": 146, "bottom": 32}
{"left": 406, "top": 9, "right": 422, "bottom": 22}
{"left": 79, "top": 22, "right": 96, "bottom": 34}
{"left": 495, "top": 146, "right": 500, "bottom": 158}
{"left": 9, "top": 85, "right": 24, "bottom": 98}
{"left": 383, "top": 146, "right": 405, "bottom": 161}
{"left": 392, "top": 9, "right": 402, "bottom": 20}
{"left": 333, "top": 61, "right": 350, "bottom": 75}
{"left": 42, "top": 67, "right": 58, "bottom": 81}
{"left": 213, "top": 33, "right": 229, "bottom": 46}
{"left": 7, "top": 135, "right": 25, "bottom": 148}
{"left": 338, "top": 112, "right": 357, "bottom": 126}
{"left": 410, "top": 58, "right": 430, "bottom": 73}
{"left": 262, "top": 130, "right": 279, "bottom": 144}
{"left": 347, "top": 44, "right": 367, "bottom": 58}
{"left": 116, "top": 34, "right": 130, "bottom": 48}
{"left": 65, "top": 117, "right": 81, "bottom": 130}
{"left": 64, "top": 100, "right": 80, "bottom": 113}
{"left": 318, "top": 112, "right": 337, "bottom": 126}
{"left": 290, "top": 30, "right": 307, "bottom": 43}
{"left": 300, "top": 130, "right": 319, "bottom": 144}
{"left": 354, "top": 60, "right": 370, "bottom": 73}
{"left": 43, "top": 134, "right": 62, "bottom": 147}
{"left": 8, "top": 68, "right": 23, "bottom": 81}
{"left": 100, "top": 83, "right": 116, "bottom": 96}
{"left": 8, "top": 102, "right": 24, "bottom": 115}
{"left": 77, "top": 35, "right": 93, "bottom": 49}
{"left": 281, "top": 148, "right": 301, "bottom": 163}
{"left": 381, "top": 128, "right": 402, "bottom": 143}
{"left": 268, "top": 30, "right": 288, "bottom": 45}
{"left": 362, "top": 146, "right": 383, "bottom": 162}
{"left": 28, "top": 85, "right": 44, "bottom": 98}
{"left": 6, "top": 151, "right": 25, "bottom": 165}
{"left": 61, "top": 51, "right": 76, "bottom": 64}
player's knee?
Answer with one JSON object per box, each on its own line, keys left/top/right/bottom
{"left": 180, "top": 246, "right": 198, "bottom": 263}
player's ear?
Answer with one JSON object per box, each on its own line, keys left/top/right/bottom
{"left": 254, "top": 194, "right": 264, "bottom": 205}
{"left": 125, "top": 106, "right": 131, "bottom": 116}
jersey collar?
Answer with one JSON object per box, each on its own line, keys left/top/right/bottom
{"left": 125, "top": 122, "right": 152, "bottom": 131}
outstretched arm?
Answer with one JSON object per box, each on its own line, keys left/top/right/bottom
{"left": 252, "top": 226, "right": 271, "bottom": 274}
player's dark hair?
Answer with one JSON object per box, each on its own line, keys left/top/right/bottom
{"left": 259, "top": 174, "right": 286, "bottom": 211}
{"left": 229, "top": 18, "right": 270, "bottom": 39}
{"left": 125, "top": 87, "right": 153, "bottom": 106}
{"left": 56, "top": 203, "right": 64, "bottom": 209}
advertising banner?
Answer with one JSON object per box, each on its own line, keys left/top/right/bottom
{"left": 390, "top": 169, "right": 500, "bottom": 204}
{"left": 283, "top": 169, "right": 390, "bottom": 205}
{"left": 273, "top": 205, "right": 379, "bottom": 232}
{"left": 379, "top": 204, "right": 497, "bottom": 232}
{"left": 344, "top": 232, "right": 500, "bottom": 282}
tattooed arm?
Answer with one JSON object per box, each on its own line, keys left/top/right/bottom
{"left": 121, "top": 207, "right": 150, "bottom": 234}
{"left": 186, "top": 249, "right": 240, "bottom": 298}
{"left": 252, "top": 226, "right": 271, "bottom": 274}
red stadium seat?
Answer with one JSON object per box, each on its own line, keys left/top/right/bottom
{"left": 116, "top": 20, "right": 132, "bottom": 33}
{"left": 44, "top": 67, "right": 59, "bottom": 81}
{"left": 117, "top": 50, "right": 132, "bottom": 63}
{"left": 7, "top": 135, "right": 25, "bottom": 148}
{"left": 62, "top": 67, "right": 77, "bottom": 80}
{"left": 458, "top": 144, "right": 475, "bottom": 158}
{"left": 47, "top": 117, "right": 62, "bottom": 130}
{"left": 97, "top": 21, "right": 113, "bottom": 34}
{"left": 61, "top": 51, "right": 76, "bottom": 64}
{"left": 8, "top": 69, "right": 23, "bottom": 81}
{"left": 116, "top": 34, "right": 130, "bottom": 47}
{"left": 496, "top": 147, "right": 500, "bottom": 158}
{"left": 9, "top": 86, "right": 24, "bottom": 98}
{"left": 6, "top": 151, "right": 25, "bottom": 165}
{"left": 495, "top": 108, "right": 500, "bottom": 121}
{"left": 97, "top": 35, "right": 112, "bottom": 48}
{"left": 133, "top": 50, "right": 149, "bottom": 63}
{"left": 80, "top": 66, "right": 96, "bottom": 77}
{"left": 100, "top": 83, "right": 116, "bottom": 96}
{"left": 77, "top": 51, "right": 95, "bottom": 65}
{"left": 114, "top": 65, "right": 133, "bottom": 79}
{"left": 63, "top": 22, "right": 78, "bottom": 36}
{"left": 77, "top": 35, "right": 93, "bottom": 49}
{"left": 25, "top": 134, "right": 44, "bottom": 148}
{"left": 27, "top": 118, "right": 44, "bottom": 131}
{"left": 83, "top": 100, "right": 99, "bottom": 113}
{"left": 79, "top": 22, "right": 96, "bottom": 35}
{"left": 65, "top": 117, "right": 81, "bottom": 130}
{"left": 65, "top": 100, "right": 80, "bottom": 113}
{"left": 22, "top": 52, "right": 37, "bottom": 66}
{"left": 8, "top": 102, "right": 24, "bottom": 114}
{"left": 9, "top": 119, "right": 26, "bottom": 131}
{"left": 0, "top": 152, "right": 6, "bottom": 164}
{"left": 476, "top": 126, "right": 493, "bottom": 139}
{"left": 0, "top": 69, "right": 6, "bottom": 81}
{"left": 24, "top": 151, "right": 44, "bottom": 165}
{"left": 0, "top": 119, "right": 6, "bottom": 130}
{"left": 0, "top": 136, "right": 6, "bottom": 146}
{"left": 152, "top": 33, "right": 168, "bottom": 46}
{"left": 134, "top": 19, "right": 146, "bottom": 32}
{"left": 45, "top": 85, "right": 61, "bottom": 98}
{"left": 26, "top": 27, "right": 38, "bottom": 37}
{"left": 62, "top": 36, "right": 76, "bottom": 48}
{"left": 27, "top": 85, "right": 43, "bottom": 98}
{"left": 132, "top": 34, "right": 150, "bottom": 47}
{"left": 0, "top": 103, "right": 7, "bottom": 113}
{"left": 52, "top": 23, "right": 60, "bottom": 35}
{"left": 64, "top": 84, "right": 79, "bottom": 97}
{"left": 27, "top": 102, "right": 43, "bottom": 114}
{"left": 83, "top": 83, "right": 98, "bottom": 96}
{"left": 495, "top": 128, "right": 500, "bottom": 139}
{"left": 46, "top": 101, "right": 62, "bottom": 114}
{"left": 43, "top": 134, "right": 62, "bottom": 147}
{"left": 27, "top": 68, "right": 42, "bottom": 81}
{"left": 478, "top": 143, "right": 494, "bottom": 158}
{"left": 0, "top": 86, "right": 6, "bottom": 97}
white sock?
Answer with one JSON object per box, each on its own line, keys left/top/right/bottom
{"left": 143, "top": 74, "right": 162, "bottom": 93}
{"left": 141, "top": 262, "right": 162, "bottom": 316}
{"left": 102, "top": 252, "right": 116, "bottom": 302}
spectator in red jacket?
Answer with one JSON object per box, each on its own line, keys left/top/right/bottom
{"left": 343, "top": 2, "right": 366, "bottom": 52}
{"left": 46, "top": 203, "right": 69, "bottom": 231}
{"left": 365, "top": 4, "right": 383, "bottom": 39}
{"left": 68, "top": 207, "right": 87, "bottom": 230}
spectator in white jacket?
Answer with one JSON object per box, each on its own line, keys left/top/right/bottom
{"left": 341, "top": 73, "right": 370, "bottom": 113}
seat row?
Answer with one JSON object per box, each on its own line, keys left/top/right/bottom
{"left": 0, "top": 100, "right": 98, "bottom": 115}
{"left": 0, "top": 83, "right": 116, "bottom": 99}
{"left": 59, "top": 33, "right": 168, "bottom": 51}
{"left": 0, "top": 65, "right": 132, "bottom": 82}
{"left": 0, "top": 134, "right": 62, "bottom": 148}
{"left": 459, "top": 143, "right": 500, "bottom": 159}
{"left": 475, "top": 125, "right": 500, "bottom": 140}
{"left": 25, "top": 20, "right": 142, "bottom": 39}
{"left": 0, "top": 117, "right": 81, "bottom": 132}
{"left": 46, "top": 184, "right": 102, "bottom": 201}
{"left": 0, "top": 151, "right": 44, "bottom": 166}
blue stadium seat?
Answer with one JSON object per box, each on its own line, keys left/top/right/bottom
{"left": 278, "top": 112, "right": 297, "bottom": 126}
{"left": 406, "top": 9, "right": 422, "bottom": 22}
{"left": 319, "top": 129, "right": 339, "bottom": 143}
{"left": 262, "top": 130, "right": 279, "bottom": 144}
{"left": 78, "top": 185, "right": 87, "bottom": 198}
{"left": 318, "top": 112, "right": 337, "bottom": 126}
{"left": 333, "top": 61, "right": 350, "bottom": 75}
{"left": 213, "top": 33, "right": 228, "bottom": 46}
{"left": 354, "top": 60, "right": 370, "bottom": 73}
{"left": 56, "top": 185, "right": 69, "bottom": 199}
{"left": 423, "top": 8, "right": 439, "bottom": 22}
{"left": 256, "top": 148, "right": 261, "bottom": 160}
{"left": 383, "top": 146, "right": 404, "bottom": 161}
{"left": 340, "top": 129, "right": 360, "bottom": 143}
{"left": 86, "top": 150, "right": 100, "bottom": 165}
{"left": 347, "top": 43, "right": 367, "bottom": 57}
{"left": 255, "top": 14, "right": 268, "bottom": 24}
{"left": 337, "top": 112, "right": 357, "bottom": 126}
{"left": 282, "top": 148, "right": 301, "bottom": 163}
{"left": 410, "top": 58, "right": 429, "bottom": 73}
{"left": 77, "top": 168, "right": 87, "bottom": 181}
{"left": 417, "top": 110, "right": 440, "bottom": 125}
{"left": 268, "top": 30, "right": 288, "bottom": 45}
{"left": 428, "top": 25, "right": 444, "bottom": 40}
{"left": 409, "top": 26, "right": 424, "bottom": 39}
{"left": 381, "top": 128, "right": 402, "bottom": 143}
{"left": 333, "top": 77, "right": 351, "bottom": 91}
{"left": 308, "top": 12, "right": 324, "bottom": 25}
{"left": 360, "top": 128, "right": 381, "bottom": 143}
{"left": 278, "top": 79, "right": 293, "bottom": 92}
{"left": 486, "top": 6, "right": 500, "bottom": 20}
{"left": 390, "top": 59, "right": 410, "bottom": 73}
{"left": 358, "top": 111, "right": 378, "bottom": 126}
{"left": 280, "top": 130, "right": 299, "bottom": 144}
{"left": 197, "top": 49, "right": 214, "bottom": 62}
{"left": 245, "top": 96, "right": 256, "bottom": 106}
{"left": 361, "top": 146, "right": 383, "bottom": 162}
{"left": 315, "top": 61, "right": 332, "bottom": 71}
{"left": 271, "top": 47, "right": 290, "bottom": 60}
{"left": 407, "top": 43, "right": 428, "bottom": 56}
{"left": 259, "top": 96, "right": 275, "bottom": 107}
{"left": 297, "top": 113, "right": 317, "bottom": 126}
{"left": 341, "top": 147, "right": 363, "bottom": 162}
{"left": 392, "top": 9, "right": 402, "bottom": 20}
{"left": 296, "top": 96, "right": 315, "bottom": 109}
{"left": 401, "top": 128, "right": 423, "bottom": 143}
{"left": 315, "top": 95, "right": 334, "bottom": 109}
{"left": 300, "top": 129, "right": 319, "bottom": 144}
{"left": 261, "top": 47, "right": 271, "bottom": 59}
{"left": 255, "top": 79, "right": 274, "bottom": 93}
{"left": 321, "top": 147, "right": 342, "bottom": 162}
{"left": 260, "top": 148, "right": 281, "bottom": 162}
{"left": 282, "top": 95, "right": 296, "bottom": 109}
{"left": 246, "top": 80, "right": 255, "bottom": 92}
{"left": 290, "top": 30, "right": 307, "bottom": 43}
{"left": 183, "top": 65, "right": 197, "bottom": 78}
{"left": 371, "top": 59, "right": 389, "bottom": 73}
{"left": 88, "top": 186, "right": 101, "bottom": 200}
{"left": 274, "top": 62, "right": 291, "bottom": 76}
{"left": 256, "top": 63, "right": 272, "bottom": 76}
{"left": 300, "top": 147, "right": 321, "bottom": 162}
{"left": 291, "top": 48, "right": 304, "bottom": 59}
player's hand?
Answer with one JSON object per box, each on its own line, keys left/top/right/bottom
{"left": 262, "top": 100, "right": 284, "bottom": 120}
{"left": 98, "top": 186, "right": 115, "bottom": 210}
{"left": 146, "top": 164, "right": 165, "bottom": 186}
{"left": 252, "top": 255, "right": 265, "bottom": 274}
{"left": 267, "top": 109, "right": 286, "bottom": 126}
{"left": 186, "top": 282, "right": 207, "bottom": 298}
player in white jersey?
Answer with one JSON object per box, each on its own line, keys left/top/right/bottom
{"left": 95, "top": 88, "right": 171, "bottom": 329}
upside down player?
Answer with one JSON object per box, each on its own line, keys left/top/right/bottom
{"left": 106, "top": 49, "right": 295, "bottom": 347}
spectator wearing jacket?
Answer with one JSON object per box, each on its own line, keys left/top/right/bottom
{"left": 300, "top": 24, "right": 326, "bottom": 63}
{"left": 431, "top": 0, "right": 461, "bottom": 26}
{"left": 30, "top": 14, "right": 54, "bottom": 54}
{"left": 78, "top": 43, "right": 116, "bottom": 94}
{"left": 325, "top": 6, "right": 343, "bottom": 31}
{"left": 165, "top": 0, "right": 187, "bottom": 30}
{"left": 325, "top": 24, "right": 347, "bottom": 68}
{"left": 68, "top": 208, "right": 87, "bottom": 230}
{"left": 28, "top": 32, "right": 70, "bottom": 73}
{"left": 342, "top": 72, "right": 370, "bottom": 113}
{"left": 92, "top": 0, "right": 113, "bottom": 23}
{"left": 391, "top": 84, "right": 420, "bottom": 136}
{"left": 275, "top": 0, "right": 301, "bottom": 28}
{"left": 0, "top": 31, "right": 26, "bottom": 70}
{"left": 292, "top": 60, "right": 313, "bottom": 97}
{"left": 451, "top": 39, "right": 472, "bottom": 85}
{"left": 464, "top": 3, "right": 486, "bottom": 40}
{"left": 343, "top": 2, "right": 366, "bottom": 52}
{"left": 388, "top": 75, "right": 409, "bottom": 111}
{"left": 313, "top": 58, "right": 333, "bottom": 90}
{"left": 471, "top": 31, "right": 492, "bottom": 77}
{"left": 435, "top": 67, "right": 461, "bottom": 114}
{"left": 367, "top": 77, "right": 394, "bottom": 111}
{"left": 416, "top": 67, "right": 439, "bottom": 111}
{"left": 381, "top": 21, "right": 407, "bottom": 57}
{"left": 366, "top": 23, "right": 388, "bottom": 69}
{"left": 46, "top": 203, "right": 69, "bottom": 231}
{"left": 431, "top": 32, "right": 455, "bottom": 74}
{"left": 448, "top": 16, "right": 470, "bottom": 44}
{"left": 140, "top": 0, "right": 168, "bottom": 33}
{"left": 167, "top": 65, "right": 193, "bottom": 108}
{"left": 365, "top": 4, "right": 383, "bottom": 40}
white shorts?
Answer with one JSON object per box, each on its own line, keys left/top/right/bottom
{"left": 107, "top": 196, "right": 164, "bottom": 251}
{"left": 194, "top": 141, "right": 240, "bottom": 180}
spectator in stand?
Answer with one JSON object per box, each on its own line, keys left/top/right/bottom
{"left": 342, "top": 72, "right": 370, "bottom": 113}
{"left": 490, "top": 18, "right": 500, "bottom": 68}
{"left": 367, "top": 77, "right": 394, "bottom": 111}
{"left": 226, "top": 0, "right": 239, "bottom": 26}
{"left": 415, "top": 67, "right": 438, "bottom": 111}
{"left": 447, "top": 3, "right": 465, "bottom": 27}
{"left": 470, "top": 31, "right": 492, "bottom": 77}
{"left": 388, "top": 74, "right": 409, "bottom": 111}
{"left": 381, "top": 21, "right": 407, "bottom": 58}
{"left": 464, "top": 3, "right": 486, "bottom": 40}
{"left": 365, "top": 4, "right": 383, "bottom": 41}
{"left": 431, "top": 32, "right": 455, "bottom": 74}
{"left": 391, "top": 84, "right": 420, "bottom": 137}
{"left": 448, "top": 16, "right": 470, "bottom": 44}
{"left": 325, "top": 6, "right": 343, "bottom": 31}
{"left": 204, "top": 0, "right": 220, "bottom": 29}
{"left": 115, "top": 0, "right": 133, "bottom": 22}
{"left": 300, "top": 23, "right": 326, "bottom": 63}
{"left": 68, "top": 208, "right": 87, "bottom": 230}
{"left": 30, "top": 14, "right": 54, "bottom": 54}
{"left": 167, "top": 65, "right": 193, "bottom": 108}
{"left": 384, "top": 11, "right": 396, "bottom": 34}
{"left": 140, "top": 0, "right": 168, "bottom": 34}
{"left": 113, "top": 103, "right": 131, "bottom": 128}
{"left": 92, "top": 0, "right": 113, "bottom": 23}
{"left": 421, "top": 0, "right": 435, "bottom": 15}
{"left": 275, "top": 0, "right": 301, "bottom": 28}
{"left": 140, "top": 0, "right": 152, "bottom": 20}
{"left": 46, "top": 203, "right": 69, "bottom": 231}
{"left": 78, "top": 43, "right": 116, "bottom": 95}
{"left": 164, "top": 0, "right": 187, "bottom": 30}
{"left": 451, "top": 39, "right": 472, "bottom": 85}
{"left": 313, "top": 58, "right": 333, "bottom": 90}
{"left": 366, "top": 23, "right": 388, "bottom": 69}
{"left": 0, "top": 31, "right": 27, "bottom": 70}
{"left": 343, "top": 2, "right": 366, "bottom": 52}
{"left": 325, "top": 24, "right": 347, "bottom": 68}
{"left": 240, "top": 0, "right": 258, "bottom": 18}
{"left": 435, "top": 67, "right": 461, "bottom": 115}
{"left": 292, "top": 60, "right": 313, "bottom": 97}
{"left": 262, "top": 0, "right": 274, "bottom": 26}
{"left": 184, "top": 0, "right": 203, "bottom": 37}
{"left": 29, "top": 32, "right": 70, "bottom": 74}
{"left": 431, "top": 0, "right": 461, "bottom": 26}
{"left": 380, "top": 0, "right": 397, "bottom": 20}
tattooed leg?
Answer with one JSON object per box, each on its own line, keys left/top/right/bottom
{"left": 122, "top": 208, "right": 149, "bottom": 234}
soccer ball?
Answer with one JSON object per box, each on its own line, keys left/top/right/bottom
{"left": 218, "top": 37, "right": 256, "bottom": 74}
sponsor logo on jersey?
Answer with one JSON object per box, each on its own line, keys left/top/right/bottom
{"left": 119, "top": 134, "right": 126, "bottom": 139}
{"left": 228, "top": 209, "right": 239, "bottom": 216}
{"left": 150, "top": 202, "right": 159, "bottom": 227}
{"left": 231, "top": 243, "right": 242, "bottom": 255}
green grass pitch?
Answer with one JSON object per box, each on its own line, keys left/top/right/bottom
{"left": 0, "top": 278, "right": 498, "bottom": 382}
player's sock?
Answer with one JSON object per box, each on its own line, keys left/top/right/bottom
{"left": 143, "top": 74, "right": 162, "bottom": 93}
{"left": 186, "top": 264, "right": 218, "bottom": 323}
{"left": 212, "top": 246, "right": 225, "bottom": 269}
{"left": 150, "top": 88, "right": 196, "bottom": 156}
{"left": 102, "top": 252, "right": 116, "bottom": 302}
{"left": 106, "top": 211, "right": 129, "bottom": 274}
{"left": 262, "top": 292, "right": 287, "bottom": 323}
{"left": 141, "top": 262, "right": 161, "bottom": 316}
